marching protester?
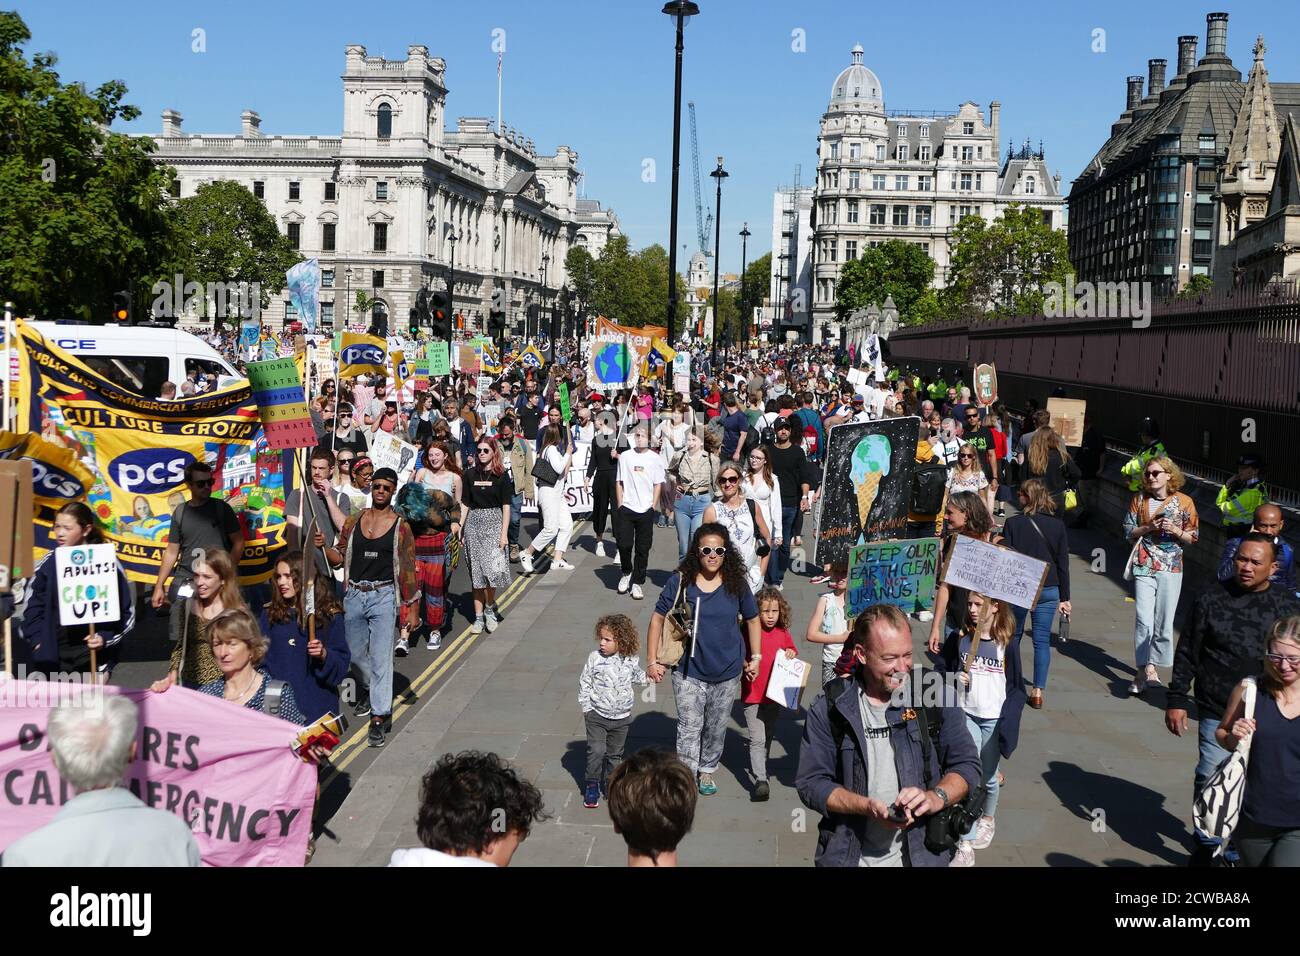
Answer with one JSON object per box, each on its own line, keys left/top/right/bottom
{"left": 805, "top": 563, "right": 851, "bottom": 688}
{"left": 396, "top": 481, "right": 460, "bottom": 650}
{"left": 796, "top": 603, "right": 981, "bottom": 867}
{"left": 578, "top": 614, "right": 648, "bottom": 809}
{"left": 670, "top": 429, "right": 719, "bottom": 563}
{"left": 742, "top": 587, "right": 799, "bottom": 801}
{"left": 704, "top": 459, "right": 771, "bottom": 595}
{"left": 1, "top": 698, "right": 202, "bottom": 866}
{"left": 286, "top": 446, "right": 352, "bottom": 596}
{"left": 655, "top": 404, "right": 690, "bottom": 529}
{"left": 1023, "top": 426, "right": 1081, "bottom": 518}
{"left": 260, "top": 552, "right": 351, "bottom": 721}
{"left": 614, "top": 423, "right": 665, "bottom": 600}
{"left": 1217, "top": 504, "right": 1296, "bottom": 591}
{"left": 647, "top": 523, "right": 762, "bottom": 796}
{"left": 21, "top": 502, "right": 134, "bottom": 679}
{"left": 927, "top": 493, "right": 996, "bottom": 656}
{"left": 586, "top": 409, "right": 620, "bottom": 559}
{"left": 946, "top": 443, "right": 990, "bottom": 496}
{"left": 152, "top": 548, "right": 247, "bottom": 691}
{"left": 324, "top": 467, "right": 419, "bottom": 748}
{"left": 330, "top": 403, "right": 370, "bottom": 457}
{"left": 496, "top": 416, "right": 534, "bottom": 563}
{"left": 192, "top": 608, "right": 308, "bottom": 723}
{"left": 458, "top": 436, "right": 514, "bottom": 634}
{"left": 520, "top": 423, "right": 575, "bottom": 574}
{"left": 607, "top": 748, "right": 698, "bottom": 867}
{"left": 764, "top": 417, "right": 813, "bottom": 589}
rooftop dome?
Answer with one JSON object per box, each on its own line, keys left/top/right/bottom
{"left": 829, "top": 44, "right": 883, "bottom": 110}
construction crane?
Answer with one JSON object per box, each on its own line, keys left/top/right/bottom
{"left": 688, "top": 101, "right": 713, "bottom": 258}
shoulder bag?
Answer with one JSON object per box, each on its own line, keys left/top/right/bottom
{"left": 1194, "top": 678, "right": 1257, "bottom": 851}
{"left": 656, "top": 574, "right": 694, "bottom": 667}
{"left": 530, "top": 452, "right": 561, "bottom": 488}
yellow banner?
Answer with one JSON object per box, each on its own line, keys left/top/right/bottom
{"left": 338, "top": 332, "right": 388, "bottom": 379}
{"left": 595, "top": 316, "right": 667, "bottom": 369}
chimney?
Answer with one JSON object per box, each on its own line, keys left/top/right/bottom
{"left": 161, "top": 109, "right": 183, "bottom": 137}
{"left": 1126, "top": 76, "right": 1144, "bottom": 111}
{"left": 240, "top": 109, "right": 262, "bottom": 137}
{"left": 989, "top": 101, "right": 1001, "bottom": 163}
{"left": 1148, "top": 59, "right": 1167, "bottom": 96}
{"left": 1205, "top": 12, "right": 1229, "bottom": 58}
{"left": 1176, "top": 35, "right": 1198, "bottom": 76}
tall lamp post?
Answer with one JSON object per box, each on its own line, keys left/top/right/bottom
{"left": 662, "top": 1, "right": 700, "bottom": 346}
{"left": 344, "top": 267, "right": 354, "bottom": 330}
{"left": 738, "top": 222, "right": 751, "bottom": 353}
{"left": 446, "top": 226, "right": 459, "bottom": 344}
{"left": 708, "top": 156, "right": 728, "bottom": 367}
{"left": 540, "top": 253, "right": 550, "bottom": 344}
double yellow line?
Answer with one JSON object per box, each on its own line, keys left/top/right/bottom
{"left": 320, "top": 521, "right": 586, "bottom": 790}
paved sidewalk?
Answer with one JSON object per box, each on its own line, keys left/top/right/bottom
{"left": 314, "top": 517, "right": 1200, "bottom": 867}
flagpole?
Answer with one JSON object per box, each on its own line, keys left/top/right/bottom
{"left": 2, "top": 301, "right": 11, "bottom": 677}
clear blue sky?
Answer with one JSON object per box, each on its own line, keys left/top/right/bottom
{"left": 13, "top": 0, "right": 1300, "bottom": 277}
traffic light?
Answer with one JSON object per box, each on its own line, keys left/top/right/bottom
{"left": 112, "top": 290, "right": 131, "bottom": 325}
{"left": 487, "top": 308, "right": 505, "bottom": 337}
{"left": 429, "top": 288, "right": 451, "bottom": 339}
{"left": 526, "top": 303, "right": 539, "bottom": 339}
{"left": 409, "top": 307, "right": 421, "bottom": 339}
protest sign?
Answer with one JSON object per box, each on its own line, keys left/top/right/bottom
{"left": 846, "top": 536, "right": 940, "bottom": 616}
{"left": 247, "top": 358, "right": 316, "bottom": 451}
{"left": 457, "top": 343, "right": 481, "bottom": 375}
{"left": 941, "top": 534, "right": 1048, "bottom": 610}
{"left": 595, "top": 317, "right": 666, "bottom": 370}
{"left": 558, "top": 382, "right": 571, "bottom": 423}
{"left": 764, "top": 653, "right": 810, "bottom": 710}
{"left": 1047, "top": 397, "right": 1086, "bottom": 447}
{"left": 521, "top": 442, "right": 592, "bottom": 514}
{"left": 412, "top": 357, "right": 429, "bottom": 392}
{"left": 0, "top": 681, "right": 316, "bottom": 866}
{"left": 369, "top": 432, "right": 419, "bottom": 482}
{"left": 338, "top": 332, "right": 387, "bottom": 379}
{"left": 54, "top": 544, "right": 121, "bottom": 627}
{"left": 814, "top": 417, "right": 918, "bottom": 569}
{"left": 478, "top": 403, "right": 507, "bottom": 437}
{"left": 426, "top": 340, "right": 450, "bottom": 378}
{"left": 973, "top": 363, "right": 998, "bottom": 406}
{"left": 0, "top": 459, "right": 35, "bottom": 591}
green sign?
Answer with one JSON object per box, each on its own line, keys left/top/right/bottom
{"left": 427, "top": 340, "right": 451, "bottom": 378}
{"left": 558, "top": 382, "right": 571, "bottom": 423}
{"left": 846, "top": 536, "right": 941, "bottom": 617}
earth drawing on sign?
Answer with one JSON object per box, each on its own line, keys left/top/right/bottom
{"left": 850, "top": 434, "right": 892, "bottom": 545}
{"left": 594, "top": 343, "right": 630, "bottom": 385}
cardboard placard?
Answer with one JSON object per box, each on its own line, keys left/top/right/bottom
{"left": 0, "top": 460, "right": 35, "bottom": 590}
{"left": 940, "top": 534, "right": 1048, "bottom": 611}
{"left": 558, "top": 382, "right": 571, "bottom": 423}
{"left": 1047, "top": 398, "right": 1086, "bottom": 447}
{"left": 847, "top": 536, "right": 941, "bottom": 616}
{"left": 426, "top": 341, "right": 451, "bottom": 378}
{"left": 368, "top": 432, "right": 419, "bottom": 482}
{"left": 54, "top": 544, "right": 121, "bottom": 627}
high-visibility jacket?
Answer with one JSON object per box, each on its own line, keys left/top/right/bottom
{"left": 1121, "top": 441, "right": 1166, "bottom": 492}
{"left": 928, "top": 379, "right": 948, "bottom": 401}
{"left": 1216, "top": 477, "right": 1268, "bottom": 528}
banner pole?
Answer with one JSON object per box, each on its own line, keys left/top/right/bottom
{"left": 3, "top": 304, "right": 13, "bottom": 676}
{"left": 89, "top": 627, "right": 98, "bottom": 685}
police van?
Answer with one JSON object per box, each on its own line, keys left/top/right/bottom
{"left": 26, "top": 322, "right": 242, "bottom": 397}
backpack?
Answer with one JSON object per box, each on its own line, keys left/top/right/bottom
{"left": 911, "top": 457, "right": 948, "bottom": 516}
{"left": 799, "top": 411, "right": 820, "bottom": 460}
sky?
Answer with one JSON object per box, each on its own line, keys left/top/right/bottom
{"left": 13, "top": 0, "right": 1300, "bottom": 277}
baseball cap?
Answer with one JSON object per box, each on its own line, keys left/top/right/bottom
{"left": 851, "top": 394, "right": 865, "bottom": 405}
{"left": 1239, "top": 453, "right": 1265, "bottom": 468}
{"left": 774, "top": 417, "right": 794, "bottom": 431}
{"left": 372, "top": 467, "right": 399, "bottom": 485}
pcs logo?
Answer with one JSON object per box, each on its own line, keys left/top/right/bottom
{"left": 341, "top": 344, "right": 384, "bottom": 367}
{"left": 21, "top": 460, "right": 88, "bottom": 500}
{"left": 109, "top": 448, "right": 196, "bottom": 495}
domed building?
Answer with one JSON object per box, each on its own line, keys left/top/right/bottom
{"left": 805, "top": 44, "right": 1065, "bottom": 343}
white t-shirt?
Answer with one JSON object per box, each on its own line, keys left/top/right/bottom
{"left": 957, "top": 634, "right": 1007, "bottom": 719}
{"left": 616, "top": 449, "right": 666, "bottom": 514}
{"left": 388, "top": 847, "right": 497, "bottom": 867}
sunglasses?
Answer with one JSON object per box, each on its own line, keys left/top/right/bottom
{"left": 371, "top": 482, "right": 396, "bottom": 492}
{"left": 190, "top": 478, "right": 214, "bottom": 487}
{"left": 698, "top": 546, "right": 727, "bottom": 557}
{"left": 1144, "top": 470, "right": 1166, "bottom": 478}
{"left": 958, "top": 454, "right": 974, "bottom": 459}
{"left": 338, "top": 458, "right": 354, "bottom": 466}
{"left": 719, "top": 475, "right": 741, "bottom": 484}
{"left": 477, "top": 448, "right": 493, "bottom": 455}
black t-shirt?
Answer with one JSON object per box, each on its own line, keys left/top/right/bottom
{"left": 461, "top": 468, "right": 513, "bottom": 510}
{"left": 333, "top": 429, "right": 369, "bottom": 457}
{"left": 765, "top": 442, "right": 808, "bottom": 510}
{"left": 518, "top": 405, "right": 543, "bottom": 440}
{"left": 167, "top": 499, "right": 241, "bottom": 583}
{"left": 965, "top": 426, "right": 996, "bottom": 478}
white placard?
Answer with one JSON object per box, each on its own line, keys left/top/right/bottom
{"left": 847, "top": 368, "right": 868, "bottom": 387}
{"left": 765, "top": 653, "right": 810, "bottom": 709}
{"left": 369, "top": 432, "right": 419, "bottom": 483}
{"left": 520, "top": 442, "right": 593, "bottom": 515}
{"left": 942, "top": 535, "right": 1049, "bottom": 611}
{"left": 54, "top": 544, "right": 121, "bottom": 627}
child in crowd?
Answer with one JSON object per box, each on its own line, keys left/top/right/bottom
{"left": 805, "top": 564, "right": 850, "bottom": 688}
{"left": 607, "top": 748, "right": 698, "bottom": 867}
{"left": 742, "top": 587, "right": 799, "bottom": 802}
{"left": 578, "top": 614, "right": 648, "bottom": 809}
{"left": 936, "top": 591, "right": 1026, "bottom": 867}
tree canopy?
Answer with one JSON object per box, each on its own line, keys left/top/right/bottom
{"left": 834, "top": 239, "right": 935, "bottom": 322}
{"left": 944, "top": 203, "right": 1071, "bottom": 319}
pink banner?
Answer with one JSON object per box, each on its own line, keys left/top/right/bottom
{"left": 0, "top": 680, "right": 316, "bottom": 866}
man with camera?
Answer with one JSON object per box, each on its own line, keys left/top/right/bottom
{"left": 796, "top": 604, "right": 980, "bottom": 867}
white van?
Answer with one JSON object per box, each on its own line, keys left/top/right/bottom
{"left": 26, "top": 322, "right": 242, "bottom": 398}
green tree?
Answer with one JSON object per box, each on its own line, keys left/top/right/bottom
{"left": 738, "top": 252, "right": 770, "bottom": 324}
{"left": 0, "top": 12, "right": 175, "bottom": 320}
{"left": 158, "top": 180, "right": 301, "bottom": 330}
{"left": 834, "top": 239, "right": 935, "bottom": 321}
{"left": 1177, "top": 273, "right": 1214, "bottom": 299}
{"left": 353, "top": 290, "right": 378, "bottom": 323}
{"left": 946, "top": 204, "right": 1070, "bottom": 316}
{"left": 908, "top": 288, "right": 948, "bottom": 326}
{"left": 564, "top": 245, "right": 596, "bottom": 314}
{"left": 704, "top": 286, "right": 742, "bottom": 345}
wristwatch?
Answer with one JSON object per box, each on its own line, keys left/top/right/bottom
{"left": 933, "top": 786, "right": 951, "bottom": 809}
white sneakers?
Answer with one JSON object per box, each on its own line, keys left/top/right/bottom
{"left": 552, "top": 559, "right": 575, "bottom": 570}
{"left": 519, "top": 552, "right": 535, "bottom": 575}
{"left": 970, "top": 816, "right": 996, "bottom": 850}
{"left": 617, "top": 574, "right": 631, "bottom": 594}
{"left": 915, "top": 609, "right": 934, "bottom": 623}
{"left": 950, "top": 842, "right": 975, "bottom": 867}
{"left": 484, "top": 606, "right": 499, "bottom": 633}
{"left": 594, "top": 541, "right": 607, "bottom": 558}
{"left": 631, "top": 584, "right": 644, "bottom": 600}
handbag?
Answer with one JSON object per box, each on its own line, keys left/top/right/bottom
{"left": 1194, "top": 678, "right": 1257, "bottom": 851}
{"left": 656, "top": 574, "right": 694, "bottom": 667}
{"left": 530, "top": 454, "right": 561, "bottom": 488}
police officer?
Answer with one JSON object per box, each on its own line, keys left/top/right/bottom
{"left": 1216, "top": 454, "right": 1268, "bottom": 531}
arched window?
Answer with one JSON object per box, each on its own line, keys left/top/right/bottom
{"left": 377, "top": 103, "right": 392, "bottom": 139}
{"left": 1025, "top": 176, "right": 1036, "bottom": 195}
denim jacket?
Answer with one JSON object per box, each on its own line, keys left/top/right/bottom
{"left": 796, "top": 675, "right": 981, "bottom": 867}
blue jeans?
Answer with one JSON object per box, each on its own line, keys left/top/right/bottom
{"left": 1134, "top": 570, "right": 1182, "bottom": 668}
{"left": 1011, "top": 585, "right": 1060, "bottom": 689}
{"left": 961, "top": 713, "right": 1001, "bottom": 839}
{"left": 675, "top": 493, "right": 712, "bottom": 563}
{"left": 344, "top": 584, "right": 397, "bottom": 718}
{"left": 508, "top": 492, "right": 523, "bottom": 547}
{"left": 766, "top": 506, "right": 798, "bottom": 586}
{"left": 1194, "top": 716, "right": 1236, "bottom": 857}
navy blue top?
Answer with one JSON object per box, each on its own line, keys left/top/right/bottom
{"left": 1243, "top": 691, "right": 1300, "bottom": 828}
{"left": 655, "top": 571, "right": 758, "bottom": 683}
{"left": 258, "top": 609, "right": 351, "bottom": 723}
{"left": 720, "top": 410, "right": 749, "bottom": 459}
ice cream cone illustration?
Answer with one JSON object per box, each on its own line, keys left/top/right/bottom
{"left": 849, "top": 434, "right": 892, "bottom": 537}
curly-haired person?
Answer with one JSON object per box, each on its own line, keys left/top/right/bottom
{"left": 578, "top": 614, "right": 649, "bottom": 809}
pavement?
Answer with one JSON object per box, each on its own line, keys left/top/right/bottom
{"left": 301, "top": 508, "right": 1203, "bottom": 868}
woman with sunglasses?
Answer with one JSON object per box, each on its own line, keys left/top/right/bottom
{"left": 1215, "top": 615, "right": 1300, "bottom": 867}
{"left": 458, "top": 437, "right": 513, "bottom": 634}
{"left": 1123, "top": 456, "right": 1198, "bottom": 696}
{"left": 946, "top": 443, "right": 989, "bottom": 497}
{"left": 646, "top": 523, "right": 762, "bottom": 797}
{"left": 742, "top": 446, "right": 782, "bottom": 572}
{"left": 703, "top": 461, "right": 772, "bottom": 595}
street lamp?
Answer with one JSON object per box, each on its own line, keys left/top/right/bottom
{"left": 662, "top": 1, "right": 699, "bottom": 346}
{"left": 540, "top": 253, "right": 550, "bottom": 344}
{"left": 446, "top": 226, "right": 460, "bottom": 342}
{"left": 739, "top": 222, "right": 751, "bottom": 352}
{"left": 708, "top": 156, "right": 727, "bottom": 367}
{"left": 344, "top": 267, "right": 354, "bottom": 330}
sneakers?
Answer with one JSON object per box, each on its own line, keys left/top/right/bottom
{"left": 426, "top": 631, "right": 442, "bottom": 651}
{"left": 950, "top": 841, "right": 975, "bottom": 867}
{"left": 583, "top": 782, "right": 601, "bottom": 809}
{"left": 915, "top": 609, "right": 934, "bottom": 622}
{"left": 594, "top": 541, "right": 607, "bottom": 558}
{"left": 970, "top": 816, "right": 996, "bottom": 850}
{"left": 698, "top": 773, "right": 718, "bottom": 796}
{"left": 352, "top": 696, "right": 372, "bottom": 719}
{"left": 631, "top": 584, "right": 644, "bottom": 601}
{"left": 752, "top": 780, "right": 770, "bottom": 802}
{"left": 470, "top": 616, "right": 485, "bottom": 635}
{"left": 519, "top": 552, "right": 535, "bottom": 575}
{"left": 509, "top": 545, "right": 520, "bottom": 563}
{"left": 617, "top": 574, "right": 632, "bottom": 594}
{"left": 551, "top": 558, "right": 576, "bottom": 570}
{"left": 395, "top": 635, "right": 409, "bottom": 657}
{"left": 367, "top": 716, "right": 386, "bottom": 748}
{"left": 810, "top": 574, "right": 831, "bottom": 585}
{"left": 1128, "top": 674, "right": 1147, "bottom": 696}
{"left": 484, "top": 606, "right": 499, "bottom": 633}
{"left": 489, "top": 603, "right": 504, "bottom": 623}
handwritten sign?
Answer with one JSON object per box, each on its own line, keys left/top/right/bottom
{"left": 521, "top": 443, "right": 592, "bottom": 515}
{"left": 941, "top": 535, "right": 1048, "bottom": 611}
{"left": 558, "top": 382, "right": 571, "bottom": 423}
{"left": 765, "top": 654, "right": 809, "bottom": 710}
{"left": 54, "top": 544, "right": 121, "bottom": 627}
{"left": 973, "top": 363, "right": 998, "bottom": 406}
{"left": 847, "top": 537, "right": 940, "bottom": 616}
{"left": 427, "top": 341, "right": 450, "bottom": 378}
{"left": 1047, "top": 397, "right": 1086, "bottom": 447}
{"left": 369, "top": 432, "right": 419, "bottom": 482}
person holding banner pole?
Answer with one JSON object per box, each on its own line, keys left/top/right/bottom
{"left": 20, "top": 503, "right": 134, "bottom": 680}
{"left": 261, "top": 553, "right": 351, "bottom": 723}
